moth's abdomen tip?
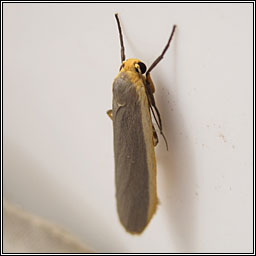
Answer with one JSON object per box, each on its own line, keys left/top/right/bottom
{"left": 120, "top": 211, "right": 157, "bottom": 235}
{"left": 124, "top": 225, "right": 146, "bottom": 235}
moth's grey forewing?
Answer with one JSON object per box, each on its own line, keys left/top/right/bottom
{"left": 112, "top": 72, "right": 150, "bottom": 233}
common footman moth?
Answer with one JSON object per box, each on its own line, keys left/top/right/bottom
{"left": 107, "top": 14, "right": 176, "bottom": 234}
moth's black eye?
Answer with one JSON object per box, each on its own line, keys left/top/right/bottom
{"left": 138, "top": 62, "right": 147, "bottom": 74}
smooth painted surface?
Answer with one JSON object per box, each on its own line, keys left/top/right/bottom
{"left": 3, "top": 3, "right": 253, "bottom": 253}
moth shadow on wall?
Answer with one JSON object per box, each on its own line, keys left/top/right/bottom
{"left": 154, "top": 31, "right": 197, "bottom": 253}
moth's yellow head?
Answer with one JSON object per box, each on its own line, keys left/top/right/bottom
{"left": 119, "top": 58, "right": 147, "bottom": 75}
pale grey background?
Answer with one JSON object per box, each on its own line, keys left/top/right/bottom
{"left": 3, "top": 3, "right": 253, "bottom": 253}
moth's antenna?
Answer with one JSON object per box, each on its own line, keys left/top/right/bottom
{"left": 115, "top": 13, "right": 125, "bottom": 63}
{"left": 146, "top": 25, "right": 176, "bottom": 75}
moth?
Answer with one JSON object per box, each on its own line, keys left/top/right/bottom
{"left": 107, "top": 14, "right": 176, "bottom": 234}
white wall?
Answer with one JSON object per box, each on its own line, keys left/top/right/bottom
{"left": 3, "top": 3, "right": 253, "bottom": 253}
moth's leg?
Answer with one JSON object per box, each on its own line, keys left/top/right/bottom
{"left": 152, "top": 124, "right": 159, "bottom": 147}
{"left": 146, "top": 73, "right": 155, "bottom": 94}
{"left": 107, "top": 109, "right": 112, "bottom": 120}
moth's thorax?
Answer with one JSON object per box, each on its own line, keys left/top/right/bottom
{"left": 121, "top": 58, "right": 141, "bottom": 72}
{"left": 115, "top": 58, "right": 146, "bottom": 88}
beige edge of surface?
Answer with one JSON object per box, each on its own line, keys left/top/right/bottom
{"left": 3, "top": 199, "right": 95, "bottom": 253}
